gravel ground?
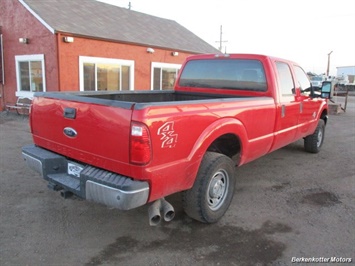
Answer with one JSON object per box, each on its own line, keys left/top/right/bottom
{"left": 0, "top": 97, "right": 354, "bottom": 266}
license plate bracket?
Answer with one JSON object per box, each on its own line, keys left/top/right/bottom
{"left": 67, "top": 162, "right": 84, "bottom": 178}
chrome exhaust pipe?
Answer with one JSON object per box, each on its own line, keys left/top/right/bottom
{"left": 148, "top": 198, "right": 175, "bottom": 226}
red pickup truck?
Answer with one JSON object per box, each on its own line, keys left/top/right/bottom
{"left": 22, "top": 54, "right": 329, "bottom": 225}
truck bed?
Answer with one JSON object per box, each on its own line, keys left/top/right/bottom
{"left": 34, "top": 90, "right": 247, "bottom": 107}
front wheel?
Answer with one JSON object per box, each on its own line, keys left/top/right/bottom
{"left": 182, "top": 152, "right": 236, "bottom": 223}
{"left": 304, "top": 119, "right": 325, "bottom": 153}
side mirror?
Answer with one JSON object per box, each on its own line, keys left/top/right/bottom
{"left": 320, "top": 81, "right": 332, "bottom": 99}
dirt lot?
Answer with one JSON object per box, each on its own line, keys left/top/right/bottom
{"left": 1, "top": 98, "right": 354, "bottom": 266}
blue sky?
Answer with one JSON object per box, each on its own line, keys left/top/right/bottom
{"left": 98, "top": 0, "right": 355, "bottom": 76}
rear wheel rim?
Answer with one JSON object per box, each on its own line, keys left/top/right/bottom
{"left": 207, "top": 169, "right": 229, "bottom": 211}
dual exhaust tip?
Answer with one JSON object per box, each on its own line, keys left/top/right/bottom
{"left": 59, "top": 189, "right": 174, "bottom": 226}
{"left": 148, "top": 198, "right": 175, "bottom": 226}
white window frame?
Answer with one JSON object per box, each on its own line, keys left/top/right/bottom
{"left": 151, "top": 62, "right": 181, "bottom": 90}
{"left": 79, "top": 56, "right": 134, "bottom": 91}
{"left": 15, "top": 54, "right": 46, "bottom": 97}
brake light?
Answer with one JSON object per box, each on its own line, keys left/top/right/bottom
{"left": 130, "top": 122, "right": 152, "bottom": 165}
{"left": 29, "top": 104, "right": 34, "bottom": 134}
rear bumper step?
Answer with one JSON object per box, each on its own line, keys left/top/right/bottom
{"left": 22, "top": 144, "right": 149, "bottom": 210}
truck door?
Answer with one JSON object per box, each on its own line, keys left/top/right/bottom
{"left": 293, "top": 65, "right": 320, "bottom": 136}
{"left": 270, "top": 61, "right": 300, "bottom": 152}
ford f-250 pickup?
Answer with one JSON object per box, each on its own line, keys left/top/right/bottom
{"left": 22, "top": 54, "right": 329, "bottom": 225}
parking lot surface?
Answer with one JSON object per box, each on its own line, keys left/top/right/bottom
{"left": 1, "top": 97, "right": 354, "bottom": 266}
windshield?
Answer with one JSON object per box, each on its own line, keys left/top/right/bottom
{"left": 311, "top": 76, "right": 323, "bottom": 81}
{"left": 179, "top": 59, "right": 267, "bottom": 91}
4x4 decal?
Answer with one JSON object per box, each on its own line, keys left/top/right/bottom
{"left": 157, "top": 122, "right": 178, "bottom": 148}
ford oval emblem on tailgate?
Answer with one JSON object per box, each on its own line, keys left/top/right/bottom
{"left": 63, "top": 127, "right": 77, "bottom": 138}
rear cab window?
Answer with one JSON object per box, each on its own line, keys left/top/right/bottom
{"left": 178, "top": 59, "right": 267, "bottom": 91}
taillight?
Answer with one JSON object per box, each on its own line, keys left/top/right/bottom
{"left": 29, "top": 104, "right": 34, "bottom": 134}
{"left": 130, "top": 122, "right": 152, "bottom": 165}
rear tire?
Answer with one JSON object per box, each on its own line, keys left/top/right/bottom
{"left": 182, "top": 152, "right": 236, "bottom": 223}
{"left": 304, "top": 119, "right": 325, "bottom": 153}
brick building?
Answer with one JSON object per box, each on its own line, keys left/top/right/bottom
{"left": 0, "top": 0, "right": 219, "bottom": 109}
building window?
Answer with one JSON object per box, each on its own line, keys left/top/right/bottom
{"left": 15, "top": 54, "right": 46, "bottom": 97}
{"left": 79, "top": 56, "right": 134, "bottom": 91}
{"left": 152, "top": 63, "right": 181, "bottom": 90}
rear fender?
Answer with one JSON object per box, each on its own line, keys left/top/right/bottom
{"left": 185, "top": 118, "right": 249, "bottom": 188}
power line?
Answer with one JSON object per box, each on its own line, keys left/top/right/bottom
{"left": 215, "top": 25, "right": 228, "bottom": 52}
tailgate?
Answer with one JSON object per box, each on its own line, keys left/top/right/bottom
{"left": 30, "top": 95, "right": 133, "bottom": 175}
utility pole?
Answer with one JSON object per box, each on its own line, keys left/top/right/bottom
{"left": 326, "top": 51, "right": 333, "bottom": 77}
{"left": 215, "top": 25, "right": 228, "bottom": 52}
{"left": 128, "top": 2, "right": 132, "bottom": 10}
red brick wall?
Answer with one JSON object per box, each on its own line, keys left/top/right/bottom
{"left": 0, "top": 0, "right": 196, "bottom": 109}
{"left": 58, "top": 36, "right": 192, "bottom": 91}
{"left": 0, "top": 0, "right": 59, "bottom": 108}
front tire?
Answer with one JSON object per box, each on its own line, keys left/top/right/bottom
{"left": 182, "top": 152, "right": 236, "bottom": 223}
{"left": 304, "top": 119, "right": 325, "bottom": 153}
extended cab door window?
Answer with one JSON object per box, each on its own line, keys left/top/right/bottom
{"left": 275, "top": 62, "right": 295, "bottom": 102}
{"left": 271, "top": 61, "right": 299, "bottom": 151}
{"left": 294, "top": 66, "right": 312, "bottom": 95}
{"left": 294, "top": 65, "right": 318, "bottom": 134}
